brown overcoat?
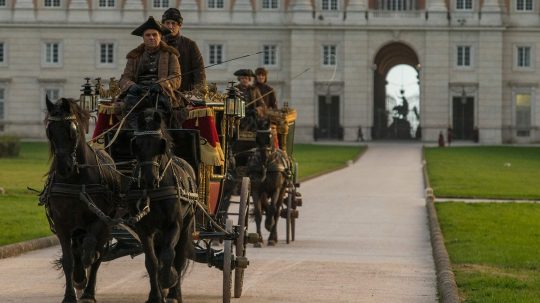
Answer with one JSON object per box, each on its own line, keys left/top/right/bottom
{"left": 164, "top": 34, "right": 206, "bottom": 92}
{"left": 119, "top": 41, "right": 181, "bottom": 106}
{"left": 254, "top": 82, "right": 277, "bottom": 109}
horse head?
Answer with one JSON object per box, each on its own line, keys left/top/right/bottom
{"left": 132, "top": 109, "right": 172, "bottom": 189}
{"left": 45, "top": 96, "right": 89, "bottom": 178}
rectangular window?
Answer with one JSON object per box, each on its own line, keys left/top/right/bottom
{"left": 516, "top": 0, "right": 533, "bottom": 11}
{"left": 517, "top": 46, "right": 531, "bottom": 68}
{"left": 263, "top": 45, "right": 278, "bottom": 66}
{"left": 44, "top": 42, "right": 60, "bottom": 64}
{"left": 100, "top": 43, "right": 114, "bottom": 64}
{"left": 98, "top": 0, "right": 115, "bottom": 7}
{"left": 153, "top": 0, "right": 169, "bottom": 8}
{"left": 456, "top": 0, "right": 472, "bottom": 10}
{"left": 209, "top": 44, "right": 223, "bottom": 65}
{"left": 322, "top": 45, "right": 337, "bottom": 66}
{"left": 44, "top": 0, "right": 60, "bottom": 7}
{"left": 516, "top": 93, "right": 531, "bottom": 137}
{"left": 0, "top": 88, "right": 4, "bottom": 121}
{"left": 322, "top": 0, "right": 338, "bottom": 10}
{"left": 208, "top": 0, "right": 224, "bottom": 8}
{"left": 262, "top": 0, "right": 278, "bottom": 9}
{"left": 0, "top": 43, "right": 4, "bottom": 64}
{"left": 457, "top": 45, "right": 471, "bottom": 67}
{"left": 0, "top": 0, "right": 6, "bottom": 7}
{"left": 45, "top": 88, "right": 60, "bottom": 101}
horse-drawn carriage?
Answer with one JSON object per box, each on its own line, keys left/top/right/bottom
{"left": 41, "top": 76, "right": 302, "bottom": 303}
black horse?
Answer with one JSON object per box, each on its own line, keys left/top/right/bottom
{"left": 130, "top": 109, "right": 197, "bottom": 303}
{"left": 247, "top": 129, "right": 290, "bottom": 246}
{"left": 44, "top": 97, "right": 122, "bottom": 303}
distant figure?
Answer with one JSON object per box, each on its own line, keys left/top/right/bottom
{"left": 438, "top": 131, "right": 445, "bottom": 147}
{"left": 357, "top": 126, "right": 364, "bottom": 142}
{"left": 447, "top": 127, "right": 453, "bottom": 146}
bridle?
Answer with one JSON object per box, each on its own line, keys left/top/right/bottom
{"left": 132, "top": 129, "right": 173, "bottom": 188}
{"left": 46, "top": 114, "right": 80, "bottom": 174}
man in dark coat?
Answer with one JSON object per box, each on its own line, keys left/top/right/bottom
{"left": 162, "top": 8, "right": 206, "bottom": 92}
{"left": 118, "top": 16, "right": 181, "bottom": 128}
{"left": 254, "top": 67, "right": 278, "bottom": 109}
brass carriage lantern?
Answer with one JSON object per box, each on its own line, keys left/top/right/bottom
{"left": 79, "top": 77, "right": 96, "bottom": 112}
{"left": 225, "top": 81, "right": 245, "bottom": 118}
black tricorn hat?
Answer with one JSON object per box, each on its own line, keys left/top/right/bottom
{"left": 162, "top": 8, "right": 183, "bottom": 24}
{"left": 234, "top": 69, "right": 255, "bottom": 77}
{"left": 131, "top": 16, "right": 171, "bottom": 37}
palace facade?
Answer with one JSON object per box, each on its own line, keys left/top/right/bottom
{"left": 0, "top": 0, "right": 538, "bottom": 143}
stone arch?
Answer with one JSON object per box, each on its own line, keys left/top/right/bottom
{"left": 372, "top": 41, "right": 420, "bottom": 140}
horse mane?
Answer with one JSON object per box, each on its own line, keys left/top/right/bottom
{"left": 45, "top": 98, "right": 91, "bottom": 176}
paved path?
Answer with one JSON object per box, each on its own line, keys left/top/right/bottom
{"left": 0, "top": 143, "right": 436, "bottom": 303}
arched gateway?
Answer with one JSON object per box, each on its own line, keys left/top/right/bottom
{"left": 372, "top": 42, "right": 420, "bottom": 140}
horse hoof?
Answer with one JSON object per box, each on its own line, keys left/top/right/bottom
{"left": 166, "top": 299, "right": 178, "bottom": 303}
{"left": 160, "top": 268, "right": 179, "bottom": 289}
{"left": 80, "top": 298, "right": 97, "bottom": 303}
{"left": 254, "top": 242, "right": 262, "bottom": 248}
{"left": 267, "top": 240, "right": 275, "bottom": 246}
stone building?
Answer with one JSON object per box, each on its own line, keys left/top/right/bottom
{"left": 0, "top": 0, "right": 538, "bottom": 143}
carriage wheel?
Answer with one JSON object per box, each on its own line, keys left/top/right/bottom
{"left": 223, "top": 219, "right": 233, "bottom": 303}
{"left": 286, "top": 185, "right": 293, "bottom": 244}
{"left": 234, "top": 177, "right": 250, "bottom": 298}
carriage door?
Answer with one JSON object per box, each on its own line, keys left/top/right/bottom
{"left": 452, "top": 97, "right": 475, "bottom": 140}
{"left": 317, "top": 95, "right": 341, "bottom": 140}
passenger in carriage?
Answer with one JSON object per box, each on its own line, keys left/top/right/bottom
{"left": 234, "top": 69, "right": 267, "bottom": 131}
{"left": 162, "top": 8, "right": 206, "bottom": 93}
{"left": 254, "top": 67, "right": 278, "bottom": 110}
{"left": 118, "top": 16, "right": 181, "bottom": 129}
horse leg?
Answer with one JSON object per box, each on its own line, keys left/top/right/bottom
{"left": 159, "top": 220, "right": 181, "bottom": 290}
{"left": 265, "top": 191, "right": 277, "bottom": 234}
{"left": 272, "top": 183, "right": 287, "bottom": 243}
{"left": 80, "top": 221, "right": 109, "bottom": 303}
{"left": 57, "top": 231, "right": 78, "bottom": 303}
{"left": 141, "top": 233, "right": 163, "bottom": 303}
{"left": 79, "top": 260, "right": 102, "bottom": 303}
{"left": 167, "top": 216, "right": 194, "bottom": 303}
{"left": 72, "top": 236, "right": 87, "bottom": 291}
{"left": 251, "top": 191, "right": 263, "bottom": 247}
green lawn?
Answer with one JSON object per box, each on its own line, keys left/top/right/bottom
{"left": 437, "top": 202, "right": 540, "bottom": 302}
{"left": 0, "top": 142, "right": 52, "bottom": 246}
{"left": 425, "top": 146, "right": 540, "bottom": 199}
{"left": 293, "top": 144, "right": 365, "bottom": 180}
{"left": 0, "top": 142, "right": 364, "bottom": 246}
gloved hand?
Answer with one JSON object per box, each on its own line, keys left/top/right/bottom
{"left": 149, "top": 83, "right": 162, "bottom": 95}
{"left": 128, "top": 84, "right": 143, "bottom": 96}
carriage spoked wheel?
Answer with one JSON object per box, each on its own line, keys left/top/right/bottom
{"left": 223, "top": 219, "right": 233, "bottom": 303}
{"left": 234, "top": 177, "right": 250, "bottom": 298}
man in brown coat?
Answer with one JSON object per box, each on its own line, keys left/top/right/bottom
{"left": 118, "top": 16, "right": 181, "bottom": 128}
{"left": 162, "top": 8, "right": 206, "bottom": 92}
{"left": 254, "top": 67, "right": 278, "bottom": 109}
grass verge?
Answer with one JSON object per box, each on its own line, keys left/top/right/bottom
{"left": 437, "top": 202, "right": 540, "bottom": 302}
{"left": 293, "top": 144, "right": 365, "bottom": 181}
{"left": 0, "top": 142, "right": 364, "bottom": 246}
{"left": 425, "top": 146, "right": 540, "bottom": 199}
